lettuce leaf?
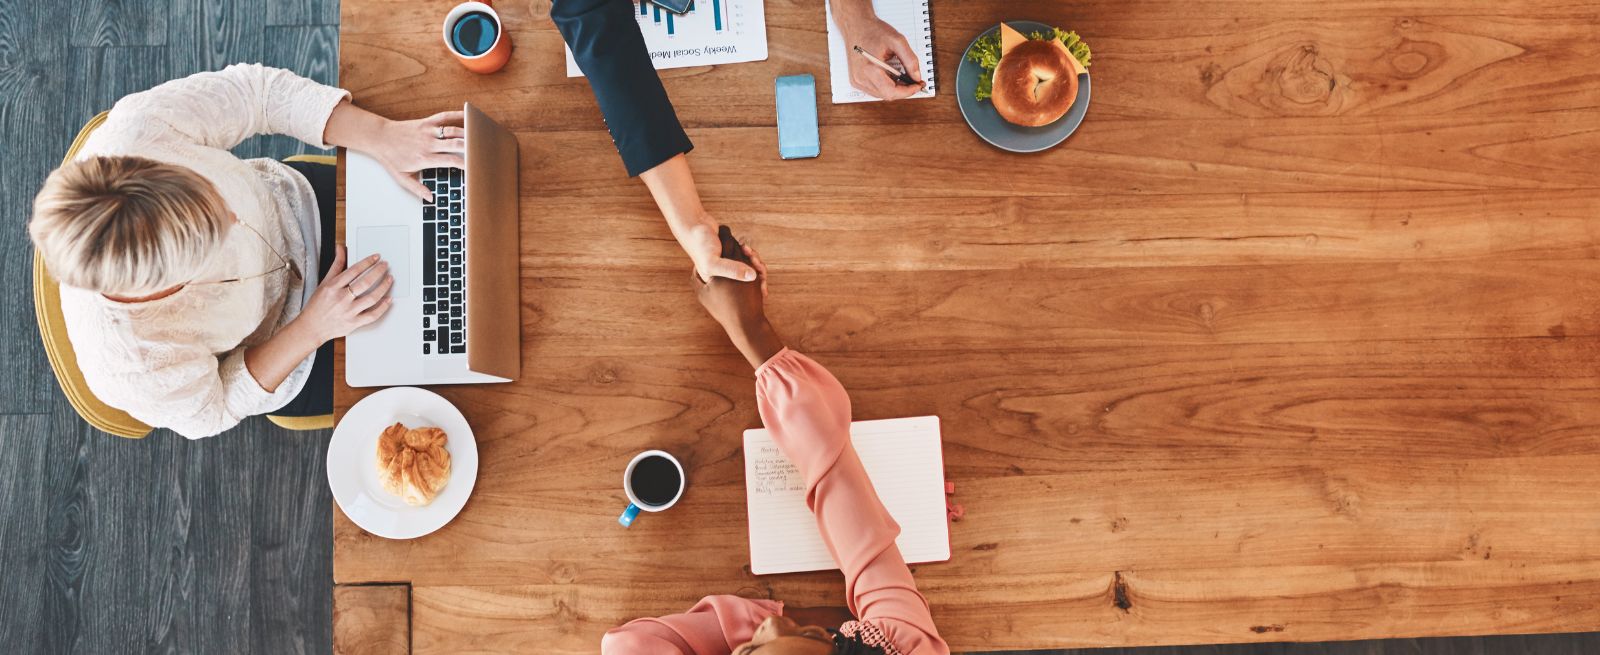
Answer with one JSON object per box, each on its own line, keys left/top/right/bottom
{"left": 1053, "top": 27, "right": 1093, "bottom": 68}
{"left": 964, "top": 33, "right": 1002, "bottom": 101}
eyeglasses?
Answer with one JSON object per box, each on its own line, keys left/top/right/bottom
{"left": 188, "top": 220, "right": 297, "bottom": 286}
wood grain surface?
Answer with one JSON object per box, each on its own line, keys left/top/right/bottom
{"left": 335, "top": 0, "right": 1600, "bottom": 652}
{"left": 334, "top": 585, "right": 410, "bottom": 655}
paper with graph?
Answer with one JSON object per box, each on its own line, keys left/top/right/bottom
{"left": 744, "top": 416, "right": 950, "bottom": 575}
{"left": 565, "top": 0, "right": 768, "bottom": 76}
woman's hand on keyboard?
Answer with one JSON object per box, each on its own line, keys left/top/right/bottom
{"left": 323, "top": 103, "right": 468, "bottom": 203}
{"left": 371, "top": 111, "right": 468, "bottom": 202}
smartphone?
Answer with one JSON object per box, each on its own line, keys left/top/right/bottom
{"left": 649, "top": 0, "right": 693, "bottom": 15}
{"left": 775, "top": 74, "right": 820, "bottom": 160}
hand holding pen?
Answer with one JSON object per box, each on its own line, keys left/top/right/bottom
{"left": 853, "top": 45, "right": 923, "bottom": 87}
{"left": 834, "top": 6, "right": 924, "bottom": 100}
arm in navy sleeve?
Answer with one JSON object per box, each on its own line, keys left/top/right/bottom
{"left": 551, "top": 0, "right": 694, "bottom": 177}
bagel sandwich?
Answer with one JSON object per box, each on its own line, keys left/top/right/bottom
{"left": 967, "top": 22, "right": 1092, "bottom": 126}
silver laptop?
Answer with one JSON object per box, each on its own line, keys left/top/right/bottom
{"left": 344, "top": 102, "right": 520, "bottom": 387}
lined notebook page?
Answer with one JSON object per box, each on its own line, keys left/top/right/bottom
{"left": 744, "top": 416, "right": 949, "bottom": 575}
{"left": 824, "top": 0, "right": 935, "bottom": 104}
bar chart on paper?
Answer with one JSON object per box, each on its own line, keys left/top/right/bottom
{"left": 564, "top": 0, "right": 768, "bottom": 76}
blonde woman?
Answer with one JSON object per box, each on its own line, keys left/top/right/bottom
{"left": 30, "top": 64, "right": 462, "bottom": 438}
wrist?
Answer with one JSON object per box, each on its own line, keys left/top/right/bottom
{"left": 831, "top": 0, "right": 876, "bottom": 32}
{"left": 283, "top": 316, "right": 329, "bottom": 352}
{"left": 666, "top": 207, "right": 715, "bottom": 242}
{"left": 323, "top": 101, "right": 385, "bottom": 152}
{"left": 363, "top": 118, "right": 400, "bottom": 155}
{"left": 726, "top": 316, "right": 785, "bottom": 369}
{"left": 639, "top": 154, "right": 709, "bottom": 229}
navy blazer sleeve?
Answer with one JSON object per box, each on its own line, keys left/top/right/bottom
{"left": 552, "top": 0, "right": 694, "bottom": 177}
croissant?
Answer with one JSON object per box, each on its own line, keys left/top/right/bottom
{"left": 376, "top": 422, "right": 452, "bottom": 506}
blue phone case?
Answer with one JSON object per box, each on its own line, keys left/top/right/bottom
{"left": 775, "top": 74, "right": 820, "bottom": 160}
{"left": 648, "top": 0, "right": 693, "bottom": 14}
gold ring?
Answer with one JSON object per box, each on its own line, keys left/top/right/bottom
{"left": 347, "top": 285, "right": 357, "bottom": 298}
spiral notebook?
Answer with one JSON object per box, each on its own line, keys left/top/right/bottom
{"left": 743, "top": 416, "right": 950, "bottom": 575}
{"left": 824, "top": 0, "right": 936, "bottom": 103}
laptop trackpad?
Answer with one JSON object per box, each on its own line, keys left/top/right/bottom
{"left": 354, "top": 226, "right": 410, "bottom": 299}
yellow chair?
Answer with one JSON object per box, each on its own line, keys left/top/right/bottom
{"left": 271, "top": 154, "right": 337, "bottom": 431}
{"left": 34, "top": 114, "right": 335, "bottom": 437}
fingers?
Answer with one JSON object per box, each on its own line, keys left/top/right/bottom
{"left": 872, "top": 56, "right": 922, "bottom": 99}
{"left": 888, "top": 33, "right": 922, "bottom": 82}
{"left": 882, "top": 82, "right": 921, "bottom": 100}
{"left": 393, "top": 170, "right": 433, "bottom": 202}
{"left": 742, "top": 243, "right": 770, "bottom": 299}
{"left": 431, "top": 137, "right": 466, "bottom": 154}
{"left": 854, "top": 68, "right": 901, "bottom": 100}
{"left": 357, "top": 296, "right": 394, "bottom": 323}
{"left": 742, "top": 243, "right": 767, "bottom": 278}
{"left": 353, "top": 273, "right": 394, "bottom": 311}
{"left": 327, "top": 245, "right": 348, "bottom": 277}
{"left": 702, "top": 257, "right": 758, "bottom": 283}
{"left": 428, "top": 153, "right": 467, "bottom": 170}
{"left": 348, "top": 260, "right": 390, "bottom": 295}
{"left": 332, "top": 252, "right": 381, "bottom": 287}
{"left": 424, "top": 110, "right": 466, "bottom": 126}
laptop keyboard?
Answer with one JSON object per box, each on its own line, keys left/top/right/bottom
{"left": 420, "top": 168, "right": 465, "bottom": 356}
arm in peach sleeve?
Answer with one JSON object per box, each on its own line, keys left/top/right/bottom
{"left": 754, "top": 349, "right": 949, "bottom": 654}
{"left": 601, "top": 595, "right": 781, "bottom": 655}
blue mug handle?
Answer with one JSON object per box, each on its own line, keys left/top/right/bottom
{"left": 618, "top": 503, "right": 642, "bottom": 527}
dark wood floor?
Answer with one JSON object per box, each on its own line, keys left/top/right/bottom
{"left": 0, "top": 0, "right": 337, "bottom": 653}
{"left": 0, "top": 1, "right": 1596, "bottom": 653}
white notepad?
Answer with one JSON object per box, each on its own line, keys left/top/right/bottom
{"left": 824, "top": 0, "right": 936, "bottom": 104}
{"left": 743, "top": 416, "right": 950, "bottom": 575}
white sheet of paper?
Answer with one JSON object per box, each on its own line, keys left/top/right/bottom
{"left": 744, "top": 416, "right": 950, "bottom": 575}
{"left": 564, "top": 0, "right": 768, "bottom": 76}
{"left": 824, "top": 0, "right": 935, "bottom": 104}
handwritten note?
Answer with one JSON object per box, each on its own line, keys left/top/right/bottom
{"left": 743, "top": 416, "right": 950, "bottom": 575}
{"left": 748, "top": 444, "right": 805, "bottom": 497}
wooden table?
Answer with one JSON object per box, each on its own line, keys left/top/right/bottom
{"left": 333, "top": 1, "right": 1600, "bottom": 652}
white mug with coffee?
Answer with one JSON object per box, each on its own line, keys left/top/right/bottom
{"left": 618, "top": 450, "right": 685, "bottom": 527}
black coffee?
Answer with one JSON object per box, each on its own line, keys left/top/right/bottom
{"left": 450, "top": 11, "right": 498, "bottom": 57}
{"left": 630, "top": 455, "right": 681, "bottom": 507}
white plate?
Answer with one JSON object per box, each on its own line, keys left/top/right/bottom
{"left": 328, "top": 386, "right": 478, "bottom": 540}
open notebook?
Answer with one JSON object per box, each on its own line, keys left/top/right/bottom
{"left": 743, "top": 416, "right": 950, "bottom": 575}
{"left": 824, "top": 0, "right": 935, "bottom": 103}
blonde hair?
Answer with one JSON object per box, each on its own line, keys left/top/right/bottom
{"left": 31, "top": 156, "right": 231, "bottom": 296}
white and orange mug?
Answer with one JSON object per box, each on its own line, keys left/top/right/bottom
{"left": 442, "top": 2, "right": 512, "bottom": 74}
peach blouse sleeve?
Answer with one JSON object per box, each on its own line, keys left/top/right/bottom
{"left": 600, "top": 595, "right": 782, "bottom": 655}
{"left": 755, "top": 349, "right": 949, "bottom": 655}
{"left": 599, "top": 349, "right": 947, "bottom": 655}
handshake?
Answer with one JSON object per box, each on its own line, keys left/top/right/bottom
{"left": 692, "top": 225, "right": 787, "bottom": 370}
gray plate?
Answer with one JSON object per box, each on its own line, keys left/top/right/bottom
{"left": 956, "top": 20, "right": 1091, "bottom": 153}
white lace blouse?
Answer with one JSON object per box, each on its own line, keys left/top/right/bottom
{"left": 60, "top": 64, "right": 350, "bottom": 438}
